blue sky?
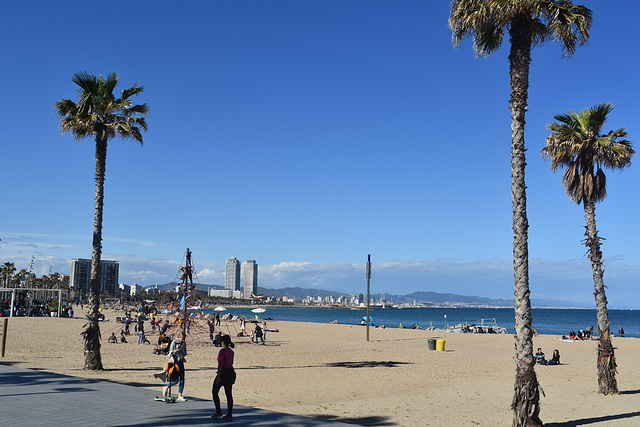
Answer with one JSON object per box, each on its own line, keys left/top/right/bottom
{"left": 1, "top": 1, "right": 639, "bottom": 308}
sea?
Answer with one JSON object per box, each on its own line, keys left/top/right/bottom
{"left": 203, "top": 306, "right": 639, "bottom": 338}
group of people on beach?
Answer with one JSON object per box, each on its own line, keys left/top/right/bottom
{"left": 157, "top": 313, "right": 282, "bottom": 419}
{"left": 106, "top": 303, "right": 284, "bottom": 419}
{"left": 158, "top": 327, "right": 236, "bottom": 418}
{"left": 535, "top": 348, "right": 560, "bottom": 365}
{"left": 567, "top": 325, "right": 594, "bottom": 340}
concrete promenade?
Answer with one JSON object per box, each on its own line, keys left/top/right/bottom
{"left": 0, "top": 364, "right": 354, "bottom": 427}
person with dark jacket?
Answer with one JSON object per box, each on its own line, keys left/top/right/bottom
{"left": 547, "top": 349, "right": 560, "bottom": 365}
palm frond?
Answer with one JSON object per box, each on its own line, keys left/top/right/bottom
{"left": 449, "top": 0, "right": 508, "bottom": 57}
{"left": 120, "top": 83, "right": 144, "bottom": 100}
{"left": 544, "top": 1, "right": 592, "bottom": 57}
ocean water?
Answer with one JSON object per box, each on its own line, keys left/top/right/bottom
{"left": 205, "top": 306, "right": 639, "bottom": 338}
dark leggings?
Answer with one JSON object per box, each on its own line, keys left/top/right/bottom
{"left": 212, "top": 382, "right": 233, "bottom": 415}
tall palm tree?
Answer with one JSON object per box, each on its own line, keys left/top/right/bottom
{"left": 542, "top": 103, "right": 634, "bottom": 395}
{"left": 448, "top": 1, "right": 591, "bottom": 425}
{"left": 2, "top": 262, "right": 16, "bottom": 287}
{"left": 55, "top": 71, "right": 148, "bottom": 370}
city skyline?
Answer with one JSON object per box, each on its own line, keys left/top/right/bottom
{"left": 1, "top": 2, "right": 640, "bottom": 309}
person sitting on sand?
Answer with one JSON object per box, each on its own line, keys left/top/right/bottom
{"left": 214, "top": 332, "right": 223, "bottom": 347}
{"left": 120, "top": 329, "right": 128, "bottom": 343}
{"left": 547, "top": 349, "right": 560, "bottom": 365}
{"left": 108, "top": 332, "right": 117, "bottom": 344}
{"left": 535, "top": 348, "right": 546, "bottom": 365}
{"left": 569, "top": 329, "right": 576, "bottom": 339}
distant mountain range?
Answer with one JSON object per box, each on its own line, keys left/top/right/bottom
{"left": 148, "top": 283, "right": 584, "bottom": 308}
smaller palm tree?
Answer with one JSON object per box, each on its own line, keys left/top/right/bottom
{"left": 541, "top": 103, "right": 634, "bottom": 395}
{"left": 1, "top": 262, "right": 16, "bottom": 287}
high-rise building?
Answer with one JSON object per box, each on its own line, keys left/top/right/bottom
{"left": 243, "top": 260, "right": 258, "bottom": 299}
{"left": 70, "top": 258, "right": 119, "bottom": 295}
{"left": 225, "top": 257, "right": 241, "bottom": 291}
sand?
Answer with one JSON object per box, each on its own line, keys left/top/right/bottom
{"left": 2, "top": 311, "right": 639, "bottom": 426}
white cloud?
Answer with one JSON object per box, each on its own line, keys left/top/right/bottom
{"left": 197, "top": 268, "right": 222, "bottom": 282}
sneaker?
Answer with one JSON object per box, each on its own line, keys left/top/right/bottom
{"left": 223, "top": 414, "right": 233, "bottom": 419}
{"left": 176, "top": 396, "right": 187, "bottom": 402}
{"left": 211, "top": 412, "right": 223, "bottom": 418}
{"left": 162, "top": 387, "right": 167, "bottom": 398}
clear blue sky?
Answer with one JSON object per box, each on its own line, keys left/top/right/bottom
{"left": 1, "top": 1, "right": 639, "bottom": 308}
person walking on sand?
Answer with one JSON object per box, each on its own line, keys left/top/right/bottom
{"left": 211, "top": 335, "right": 236, "bottom": 419}
{"left": 164, "top": 334, "right": 187, "bottom": 402}
{"left": 254, "top": 323, "right": 264, "bottom": 345}
{"left": 619, "top": 326, "right": 625, "bottom": 337}
{"left": 240, "top": 317, "right": 246, "bottom": 336}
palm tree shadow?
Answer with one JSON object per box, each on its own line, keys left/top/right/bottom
{"left": 326, "top": 361, "right": 411, "bottom": 368}
{"left": 310, "top": 414, "right": 395, "bottom": 426}
{"left": 240, "top": 361, "right": 412, "bottom": 370}
{"left": 544, "top": 411, "right": 640, "bottom": 426}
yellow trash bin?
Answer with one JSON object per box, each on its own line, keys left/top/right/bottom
{"left": 436, "top": 339, "right": 446, "bottom": 351}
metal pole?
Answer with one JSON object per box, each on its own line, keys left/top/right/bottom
{"left": 10, "top": 289, "right": 15, "bottom": 318}
{"left": 366, "top": 254, "right": 371, "bottom": 342}
{"left": 1, "top": 318, "right": 7, "bottom": 357}
{"left": 58, "top": 289, "right": 62, "bottom": 318}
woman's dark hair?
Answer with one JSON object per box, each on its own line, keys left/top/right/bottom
{"left": 221, "top": 334, "right": 234, "bottom": 348}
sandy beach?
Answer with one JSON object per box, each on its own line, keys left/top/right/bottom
{"left": 2, "top": 311, "right": 639, "bottom": 426}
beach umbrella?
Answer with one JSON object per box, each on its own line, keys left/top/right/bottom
{"left": 362, "top": 316, "right": 374, "bottom": 322}
{"left": 251, "top": 308, "right": 266, "bottom": 313}
{"left": 214, "top": 306, "right": 227, "bottom": 312}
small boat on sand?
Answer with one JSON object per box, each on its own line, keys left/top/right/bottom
{"left": 448, "top": 318, "right": 508, "bottom": 334}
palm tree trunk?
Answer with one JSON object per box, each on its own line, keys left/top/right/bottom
{"left": 83, "top": 136, "right": 107, "bottom": 371}
{"left": 509, "top": 14, "right": 541, "bottom": 427}
{"left": 583, "top": 200, "right": 617, "bottom": 394}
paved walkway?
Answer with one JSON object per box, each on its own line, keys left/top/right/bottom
{"left": 0, "top": 363, "right": 354, "bottom": 426}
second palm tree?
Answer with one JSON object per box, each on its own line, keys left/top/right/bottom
{"left": 541, "top": 103, "right": 634, "bottom": 395}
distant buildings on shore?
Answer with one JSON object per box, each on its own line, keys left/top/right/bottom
{"left": 70, "top": 258, "right": 119, "bottom": 295}
{"left": 69, "top": 255, "right": 261, "bottom": 300}
{"left": 225, "top": 257, "right": 240, "bottom": 292}
{"left": 243, "top": 260, "right": 258, "bottom": 299}
{"left": 207, "top": 257, "right": 259, "bottom": 300}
